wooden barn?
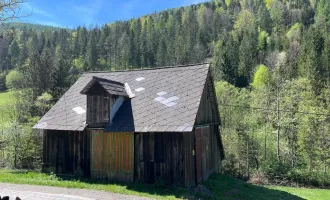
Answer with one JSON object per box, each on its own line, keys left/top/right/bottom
{"left": 34, "top": 63, "right": 224, "bottom": 188}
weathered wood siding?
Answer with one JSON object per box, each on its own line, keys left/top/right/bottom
{"left": 86, "top": 83, "right": 116, "bottom": 127}
{"left": 90, "top": 130, "right": 134, "bottom": 182}
{"left": 183, "top": 131, "right": 196, "bottom": 188}
{"left": 42, "top": 130, "right": 90, "bottom": 177}
{"left": 194, "top": 72, "right": 222, "bottom": 183}
{"left": 135, "top": 132, "right": 194, "bottom": 187}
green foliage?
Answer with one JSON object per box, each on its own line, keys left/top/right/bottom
{"left": 264, "top": 0, "right": 274, "bottom": 10}
{"left": 5, "top": 70, "right": 22, "bottom": 89}
{"left": 35, "top": 92, "right": 53, "bottom": 115}
{"left": 233, "top": 10, "right": 256, "bottom": 40}
{"left": 2, "top": 120, "right": 42, "bottom": 169}
{"left": 269, "top": 0, "right": 285, "bottom": 28}
{"left": 0, "top": 90, "right": 14, "bottom": 107}
{"left": 251, "top": 65, "right": 272, "bottom": 88}
{"left": 0, "top": 71, "right": 8, "bottom": 91}
{"left": 258, "top": 31, "right": 269, "bottom": 51}
{"left": 286, "top": 23, "right": 301, "bottom": 41}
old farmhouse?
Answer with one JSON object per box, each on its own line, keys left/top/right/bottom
{"left": 34, "top": 63, "right": 224, "bottom": 188}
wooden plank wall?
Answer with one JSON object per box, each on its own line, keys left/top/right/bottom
{"left": 194, "top": 72, "right": 223, "bottom": 182}
{"left": 183, "top": 131, "right": 196, "bottom": 188}
{"left": 195, "top": 76, "right": 213, "bottom": 125}
{"left": 90, "top": 130, "right": 134, "bottom": 182}
{"left": 42, "top": 130, "right": 90, "bottom": 177}
{"left": 134, "top": 132, "right": 187, "bottom": 187}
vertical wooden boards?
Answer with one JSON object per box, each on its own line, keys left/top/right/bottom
{"left": 183, "top": 131, "right": 196, "bottom": 188}
{"left": 195, "top": 126, "right": 212, "bottom": 183}
{"left": 42, "top": 130, "right": 90, "bottom": 177}
{"left": 90, "top": 130, "right": 134, "bottom": 182}
{"left": 194, "top": 72, "right": 223, "bottom": 177}
{"left": 195, "top": 128, "right": 203, "bottom": 183}
{"left": 134, "top": 132, "right": 186, "bottom": 187}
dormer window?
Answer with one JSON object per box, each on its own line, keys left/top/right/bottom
{"left": 80, "top": 76, "right": 134, "bottom": 128}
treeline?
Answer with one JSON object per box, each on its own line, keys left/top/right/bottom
{"left": 0, "top": 0, "right": 328, "bottom": 93}
{"left": 0, "top": 0, "right": 330, "bottom": 185}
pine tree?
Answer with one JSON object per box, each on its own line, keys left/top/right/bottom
{"left": 52, "top": 44, "right": 72, "bottom": 98}
{"left": 85, "top": 29, "right": 98, "bottom": 71}
{"left": 9, "top": 39, "right": 20, "bottom": 67}
{"left": 156, "top": 37, "right": 167, "bottom": 67}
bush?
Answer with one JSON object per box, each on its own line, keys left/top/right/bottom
{"left": 2, "top": 120, "right": 42, "bottom": 169}
{"left": 6, "top": 70, "right": 23, "bottom": 89}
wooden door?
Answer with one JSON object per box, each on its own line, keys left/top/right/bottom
{"left": 195, "top": 126, "right": 211, "bottom": 183}
{"left": 91, "top": 130, "right": 134, "bottom": 182}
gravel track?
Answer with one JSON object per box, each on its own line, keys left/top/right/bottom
{"left": 0, "top": 183, "right": 152, "bottom": 200}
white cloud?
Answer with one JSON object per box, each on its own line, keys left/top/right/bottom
{"left": 34, "top": 20, "right": 63, "bottom": 28}
{"left": 22, "top": 3, "right": 57, "bottom": 20}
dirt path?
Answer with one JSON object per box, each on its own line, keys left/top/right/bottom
{"left": 0, "top": 183, "right": 152, "bottom": 200}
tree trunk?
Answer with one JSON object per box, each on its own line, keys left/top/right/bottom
{"left": 277, "top": 86, "right": 280, "bottom": 165}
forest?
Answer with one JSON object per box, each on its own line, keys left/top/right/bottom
{"left": 0, "top": 0, "right": 330, "bottom": 187}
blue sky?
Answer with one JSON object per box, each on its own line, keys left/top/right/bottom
{"left": 19, "top": 0, "right": 206, "bottom": 28}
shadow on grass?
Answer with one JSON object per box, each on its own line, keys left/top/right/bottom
{"left": 57, "top": 174, "right": 190, "bottom": 199}
{"left": 202, "top": 173, "right": 305, "bottom": 200}
{"left": 58, "top": 173, "right": 306, "bottom": 200}
{"left": 1, "top": 170, "right": 307, "bottom": 199}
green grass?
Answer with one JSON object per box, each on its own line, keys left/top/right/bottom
{"left": 0, "top": 169, "right": 189, "bottom": 200}
{"left": 0, "top": 170, "right": 328, "bottom": 199}
{"left": 0, "top": 90, "right": 14, "bottom": 106}
{"left": 269, "top": 186, "right": 330, "bottom": 200}
{"left": 0, "top": 90, "right": 15, "bottom": 125}
{"left": 203, "top": 173, "right": 330, "bottom": 200}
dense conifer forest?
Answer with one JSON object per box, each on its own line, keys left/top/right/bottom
{"left": 1, "top": 0, "right": 330, "bottom": 186}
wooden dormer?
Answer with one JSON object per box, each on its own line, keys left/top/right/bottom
{"left": 80, "top": 76, "right": 134, "bottom": 128}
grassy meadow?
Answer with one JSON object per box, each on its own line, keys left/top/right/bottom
{"left": 0, "top": 169, "right": 328, "bottom": 200}
{"left": 0, "top": 90, "right": 15, "bottom": 125}
{"left": 0, "top": 90, "right": 13, "bottom": 106}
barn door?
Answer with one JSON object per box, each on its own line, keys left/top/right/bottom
{"left": 195, "top": 126, "right": 211, "bottom": 183}
{"left": 91, "top": 130, "right": 134, "bottom": 182}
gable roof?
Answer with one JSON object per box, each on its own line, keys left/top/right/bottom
{"left": 34, "top": 63, "right": 212, "bottom": 132}
{"left": 80, "top": 76, "right": 128, "bottom": 97}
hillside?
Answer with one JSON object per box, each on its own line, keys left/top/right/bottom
{"left": 0, "top": 0, "right": 330, "bottom": 189}
{"left": 0, "top": 22, "right": 62, "bottom": 33}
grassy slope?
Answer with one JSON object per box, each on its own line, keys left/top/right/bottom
{"left": 269, "top": 186, "right": 329, "bottom": 200}
{"left": 0, "top": 90, "right": 13, "bottom": 105}
{"left": 0, "top": 90, "right": 14, "bottom": 125}
{"left": 203, "top": 173, "right": 329, "bottom": 200}
{"left": 0, "top": 170, "right": 328, "bottom": 200}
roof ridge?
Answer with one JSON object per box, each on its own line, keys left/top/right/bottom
{"left": 92, "top": 76, "right": 125, "bottom": 85}
{"left": 83, "top": 62, "right": 210, "bottom": 74}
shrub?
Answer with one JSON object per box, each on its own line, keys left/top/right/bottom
{"left": 5, "top": 70, "right": 23, "bottom": 89}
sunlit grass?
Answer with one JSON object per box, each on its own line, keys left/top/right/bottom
{"left": 0, "top": 169, "right": 329, "bottom": 199}
{"left": 0, "top": 169, "right": 188, "bottom": 200}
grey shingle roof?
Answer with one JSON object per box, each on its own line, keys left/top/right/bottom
{"left": 80, "top": 76, "right": 128, "bottom": 97}
{"left": 34, "top": 63, "right": 210, "bottom": 132}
